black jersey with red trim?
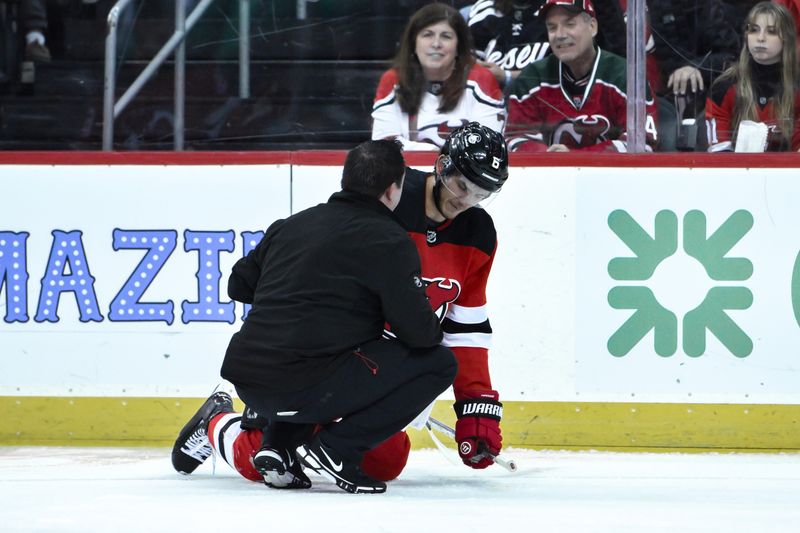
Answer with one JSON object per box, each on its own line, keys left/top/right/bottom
{"left": 393, "top": 168, "right": 497, "bottom": 399}
{"left": 468, "top": 0, "right": 550, "bottom": 72}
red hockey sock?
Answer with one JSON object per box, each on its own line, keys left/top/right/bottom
{"left": 208, "top": 413, "right": 263, "bottom": 482}
{"left": 360, "top": 431, "right": 411, "bottom": 481}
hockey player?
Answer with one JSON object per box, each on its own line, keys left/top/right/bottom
{"left": 172, "top": 123, "right": 509, "bottom": 486}
{"left": 506, "top": 0, "right": 658, "bottom": 152}
{"left": 171, "top": 140, "right": 456, "bottom": 494}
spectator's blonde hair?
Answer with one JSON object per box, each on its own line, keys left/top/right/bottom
{"left": 718, "top": 1, "right": 798, "bottom": 148}
{"left": 393, "top": 3, "right": 476, "bottom": 115}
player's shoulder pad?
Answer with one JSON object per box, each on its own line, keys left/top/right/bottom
{"left": 454, "top": 206, "right": 497, "bottom": 258}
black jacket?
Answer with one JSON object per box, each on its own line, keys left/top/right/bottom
{"left": 221, "top": 190, "right": 442, "bottom": 392}
{"left": 649, "top": 0, "right": 741, "bottom": 92}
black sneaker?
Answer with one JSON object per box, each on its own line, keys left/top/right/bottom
{"left": 171, "top": 391, "right": 234, "bottom": 475}
{"left": 253, "top": 447, "right": 312, "bottom": 489}
{"left": 296, "top": 437, "right": 387, "bottom": 494}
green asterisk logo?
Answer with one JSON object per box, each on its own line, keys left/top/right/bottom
{"left": 607, "top": 209, "right": 753, "bottom": 358}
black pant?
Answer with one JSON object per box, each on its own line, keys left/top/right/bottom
{"left": 233, "top": 338, "right": 456, "bottom": 462}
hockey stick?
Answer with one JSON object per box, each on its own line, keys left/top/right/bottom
{"left": 426, "top": 416, "right": 518, "bottom": 473}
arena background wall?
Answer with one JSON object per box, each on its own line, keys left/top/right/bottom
{"left": 1, "top": 152, "right": 799, "bottom": 452}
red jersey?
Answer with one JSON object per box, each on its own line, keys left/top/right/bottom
{"left": 705, "top": 63, "right": 800, "bottom": 152}
{"left": 392, "top": 169, "right": 497, "bottom": 399}
{"left": 507, "top": 48, "right": 658, "bottom": 152}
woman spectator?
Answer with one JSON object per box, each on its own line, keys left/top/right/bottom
{"left": 372, "top": 3, "right": 505, "bottom": 150}
{"left": 706, "top": 1, "right": 800, "bottom": 152}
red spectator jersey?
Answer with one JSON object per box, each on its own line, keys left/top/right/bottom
{"left": 371, "top": 65, "right": 506, "bottom": 150}
{"left": 506, "top": 48, "right": 658, "bottom": 152}
{"left": 705, "top": 63, "right": 800, "bottom": 152}
{"left": 392, "top": 168, "right": 497, "bottom": 399}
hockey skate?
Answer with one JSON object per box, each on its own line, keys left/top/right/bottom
{"left": 253, "top": 446, "right": 312, "bottom": 489}
{"left": 171, "top": 391, "right": 234, "bottom": 475}
{"left": 296, "top": 436, "right": 386, "bottom": 494}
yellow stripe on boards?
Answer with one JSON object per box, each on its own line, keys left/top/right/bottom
{"left": 2, "top": 397, "right": 799, "bottom": 452}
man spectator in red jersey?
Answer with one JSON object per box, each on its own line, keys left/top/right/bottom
{"left": 505, "top": 0, "right": 658, "bottom": 152}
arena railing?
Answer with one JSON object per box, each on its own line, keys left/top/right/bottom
{"left": 102, "top": 0, "right": 252, "bottom": 151}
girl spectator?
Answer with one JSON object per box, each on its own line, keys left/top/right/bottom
{"left": 706, "top": 1, "right": 800, "bottom": 152}
{"left": 372, "top": 3, "right": 505, "bottom": 150}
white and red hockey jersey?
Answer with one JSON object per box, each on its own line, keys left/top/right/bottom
{"left": 371, "top": 64, "right": 506, "bottom": 150}
{"left": 506, "top": 48, "right": 658, "bottom": 152}
{"left": 392, "top": 169, "right": 497, "bottom": 399}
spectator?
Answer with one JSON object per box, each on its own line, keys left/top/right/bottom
{"left": 706, "top": 1, "right": 800, "bottom": 152}
{"left": 372, "top": 3, "right": 505, "bottom": 150}
{"left": 467, "top": 0, "right": 626, "bottom": 91}
{"left": 506, "top": 0, "right": 658, "bottom": 152}
{"left": 21, "top": 0, "right": 51, "bottom": 62}
{"left": 648, "top": 0, "right": 741, "bottom": 151}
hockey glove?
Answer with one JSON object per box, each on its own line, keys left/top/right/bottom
{"left": 453, "top": 390, "right": 503, "bottom": 469}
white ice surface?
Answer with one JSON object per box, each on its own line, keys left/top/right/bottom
{"left": 2, "top": 446, "right": 799, "bottom": 533}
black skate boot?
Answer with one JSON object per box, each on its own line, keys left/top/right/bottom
{"left": 171, "top": 391, "right": 234, "bottom": 475}
{"left": 253, "top": 447, "right": 312, "bottom": 489}
{"left": 296, "top": 436, "right": 387, "bottom": 494}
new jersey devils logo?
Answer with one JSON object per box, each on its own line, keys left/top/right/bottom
{"left": 418, "top": 120, "right": 469, "bottom": 146}
{"left": 424, "top": 277, "right": 462, "bottom": 321}
{"left": 551, "top": 114, "right": 612, "bottom": 148}
{"left": 383, "top": 277, "right": 461, "bottom": 337}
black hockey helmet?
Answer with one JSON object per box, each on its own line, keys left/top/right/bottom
{"left": 440, "top": 122, "right": 509, "bottom": 193}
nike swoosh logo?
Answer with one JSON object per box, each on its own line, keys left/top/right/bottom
{"left": 318, "top": 445, "right": 343, "bottom": 472}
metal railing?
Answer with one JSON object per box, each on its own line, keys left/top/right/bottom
{"left": 103, "top": 0, "right": 251, "bottom": 151}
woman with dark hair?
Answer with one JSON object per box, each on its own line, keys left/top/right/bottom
{"left": 372, "top": 3, "right": 505, "bottom": 150}
{"left": 705, "top": 1, "right": 800, "bottom": 152}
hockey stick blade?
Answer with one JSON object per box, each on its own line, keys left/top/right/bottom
{"left": 427, "top": 417, "right": 518, "bottom": 473}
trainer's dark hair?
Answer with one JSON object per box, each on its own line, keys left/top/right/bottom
{"left": 341, "top": 140, "right": 405, "bottom": 198}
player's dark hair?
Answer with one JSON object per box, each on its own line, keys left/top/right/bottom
{"left": 341, "top": 140, "right": 405, "bottom": 198}
{"left": 393, "top": 3, "right": 475, "bottom": 115}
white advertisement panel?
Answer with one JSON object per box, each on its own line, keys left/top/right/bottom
{"left": 2, "top": 163, "right": 799, "bottom": 405}
{"left": 575, "top": 167, "right": 800, "bottom": 403}
{"left": 0, "top": 165, "right": 291, "bottom": 396}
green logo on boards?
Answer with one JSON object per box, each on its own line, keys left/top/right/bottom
{"left": 607, "top": 210, "right": 753, "bottom": 358}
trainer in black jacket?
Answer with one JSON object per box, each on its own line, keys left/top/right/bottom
{"left": 222, "top": 188, "right": 444, "bottom": 392}
{"left": 220, "top": 139, "right": 456, "bottom": 493}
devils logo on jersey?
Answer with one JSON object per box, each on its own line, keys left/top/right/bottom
{"left": 424, "top": 277, "right": 462, "bottom": 321}
{"left": 383, "top": 276, "right": 461, "bottom": 338}
{"left": 551, "top": 114, "right": 613, "bottom": 148}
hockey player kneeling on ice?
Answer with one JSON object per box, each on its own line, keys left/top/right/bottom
{"left": 171, "top": 140, "right": 456, "bottom": 494}
{"left": 172, "top": 123, "right": 509, "bottom": 488}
